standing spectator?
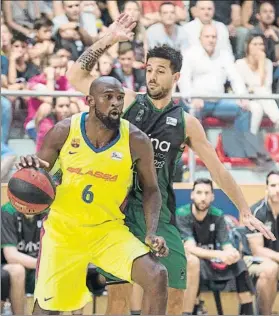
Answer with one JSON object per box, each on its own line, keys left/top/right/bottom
{"left": 35, "top": 97, "right": 71, "bottom": 152}
{"left": 190, "top": 0, "right": 246, "bottom": 58}
{"left": 179, "top": 24, "right": 251, "bottom": 132}
{"left": 112, "top": 42, "right": 146, "bottom": 92}
{"left": 247, "top": 1, "right": 279, "bottom": 63}
{"left": 1, "top": 202, "right": 48, "bottom": 295}
{"left": 176, "top": 178, "right": 255, "bottom": 315}
{"left": 245, "top": 170, "right": 279, "bottom": 314}
{"left": 140, "top": 0, "right": 187, "bottom": 27}
{"left": 147, "top": 2, "right": 188, "bottom": 51}
{"left": 235, "top": 33, "right": 279, "bottom": 134}
{"left": 3, "top": 0, "right": 52, "bottom": 38}
{"left": 122, "top": 1, "right": 147, "bottom": 66}
{"left": 183, "top": 0, "right": 234, "bottom": 58}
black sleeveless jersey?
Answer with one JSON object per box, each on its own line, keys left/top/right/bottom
{"left": 123, "top": 93, "right": 186, "bottom": 223}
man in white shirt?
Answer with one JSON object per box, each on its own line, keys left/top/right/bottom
{"left": 183, "top": 0, "right": 234, "bottom": 59}
{"left": 179, "top": 24, "right": 251, "bottom": 132}
{"left": 147, "top": 2, "right": 188, "bottom": 51}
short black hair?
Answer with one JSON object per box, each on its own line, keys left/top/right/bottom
{"left": 11, "top": 33, "right": 28, "bottom": 45}
{"left": 266, "top": 170, "right": 279, "bottom": 185}
{"left": 34, "top": 13, "right": 53, "bottom": 30}
{"left": 159, "top": 1, "right": 176, "bottom": 12}
{"left": 146, "top": 44, "right": 183, "bottom": 74}
{"left": 257, "top": 1, "right": 275, "bottom": 13}
{"left": 192, "top": 178, "right": 213, "bottom": 192}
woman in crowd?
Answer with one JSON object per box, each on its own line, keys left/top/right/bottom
{"left": 235, "top": 32, "right": 279, "bottom": 134}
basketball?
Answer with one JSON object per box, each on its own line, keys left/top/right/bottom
{"left": 7, "top": 168, "right": 56, "bottom": 215}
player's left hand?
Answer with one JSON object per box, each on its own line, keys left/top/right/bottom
{"left": 145, "top": 234, "right": 169, "bottom": 257}
{"left": 241, "top": 211, "right": 276, "bottom": 240}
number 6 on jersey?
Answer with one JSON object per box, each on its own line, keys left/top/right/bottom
{"left": 82, "top": 185, "right": 94, "bottom": 204}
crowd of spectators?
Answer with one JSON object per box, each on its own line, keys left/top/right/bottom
{"left": 1, "top": 1, "right": 279, "bottom": 172}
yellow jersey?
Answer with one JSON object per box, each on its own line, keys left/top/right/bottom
{"left": 50, "top": 112, "right": 133, "bottom": 226}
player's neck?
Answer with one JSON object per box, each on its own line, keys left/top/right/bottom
{"left": 86, "top": 115, "right": 118, "bottom": 149}
{"left": 149, "top": 93, "right": 172, "bottom": 110}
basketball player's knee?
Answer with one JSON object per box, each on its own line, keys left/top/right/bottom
{"left": 4, "top": 263, "right": 25, "bottom": 282}
{"left": 148, "top": 264, "right": 168, "bottom": 291}
{"left": 187, "top": 254, "right": 200, "bottom": 275}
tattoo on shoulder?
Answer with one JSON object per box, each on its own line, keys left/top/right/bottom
{"left": 77, "top": 45, "right": 111, "bottom": 72}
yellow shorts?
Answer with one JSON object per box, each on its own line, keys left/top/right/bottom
{"left": 34, "top": 215, "right": 149, "bottom": 311}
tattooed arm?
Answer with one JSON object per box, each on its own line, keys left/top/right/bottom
{"left": 67, "top": 13, "right": 137, "bottom": 101}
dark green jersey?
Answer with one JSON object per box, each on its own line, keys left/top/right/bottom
{"left": 123, "top": 93, "right": 186, "bottom": 223}
{"left": 175, "top": 204, "right": 232, "bottom": 249}
{"left": 1, "top": 202, "right": 48, "bottom": 264}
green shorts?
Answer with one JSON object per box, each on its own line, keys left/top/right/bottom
{"left": 98, "top": 205, "right": 187, "bottom": 289}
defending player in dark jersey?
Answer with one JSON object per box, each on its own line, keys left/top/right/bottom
{"left": 67, "top": 13, "right": 275, "bottom": 314}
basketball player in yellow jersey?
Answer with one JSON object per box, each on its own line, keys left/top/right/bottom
{"left": 17, "top": 76, "right": 170, "bottom": 315}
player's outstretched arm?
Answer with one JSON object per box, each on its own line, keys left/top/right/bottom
{"left": 16, "top": 119, "right": 71, "bottom": 172}
{"left": 130, "top": 124, "right": 169, "bottom": 257}
{"left": 185, "top": 113, "right": 275, "bottom": 241}
{"left": 67, "top": 13, "right": 137, "bottom": 108}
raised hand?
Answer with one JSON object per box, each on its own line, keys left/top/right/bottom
{"left": 108, "top": 13, "right": 137, "bottom": 43}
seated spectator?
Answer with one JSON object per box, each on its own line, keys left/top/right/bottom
{"left": 112, "top": 42, "right": 146, "bottom": 92}
{"left": 52, "top": 0, "right": 96, "bottom": 54}
{"left": 3, "top": 0, "right": 52, "bottom": 38}
{"left": 1, "top": 143, "right": 16, "bottom": 182}
{"left": 176, "top": 178, "right": 255, "bottom": 315}
{"left": 28, "top": 14, "right": 55, "bottom": 68}
{"left": 245, "top": 170, "right": 279, "bottom": 315}
{"left": 190, "top": 0, "right": 246, "bottom": 59}
{"left": 1, "top": 24, "right": 12, "bottom": 57}
{"left": 241, "top": 0, "right": 279, "bottom": 30}
{"left": 179, "top": 24, "right": 251, "bottom": 133}
{"left": 35, "top": 97, "right": 72, "bottom": 152}
{"left": 146, "top": 2, "right": 188, "bottom": 51}
{"left": 235, "top": 32, "right": 279, "bottom": 134}
{"left": 140, "top": 0, "right": 187, "bottom": 27}
{"left": 247, "top": 1, "right": 279, "bottom": 63}
{"left": 1, "top": 202, "right": 48, "bottom": 295}
{"left": 25, "top": 54, "right": 72, "bottom": 140}
{"left": 8, "top": 34, "right": 40, "bottom": 88}
{"left": 183, "top": 0, "right": 234, "bottom": 58}
{"left": 1, "top": 45, "right": 12, "bottom": 145}
{"left": 1, "top": 265, "right": 25, "bottom": 314}
{"left": 96, "top": 53, "right": 114, "bottom": 76}
{"left": 122, "top": 1, "right": 147, "bottom": 67}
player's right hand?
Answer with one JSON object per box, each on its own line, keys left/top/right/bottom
{"left": 108, "top": 13, "right": 137, "bottom": 43}
{"left": 16, "top": 155, "right": 50, "bottom": 170}
{"left": 145, "top": 234, "right": 169, "bottom": 258}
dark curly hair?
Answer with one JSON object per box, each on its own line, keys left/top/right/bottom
{"left": 146, "top": 44, "right": 183, "bottom": 74}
